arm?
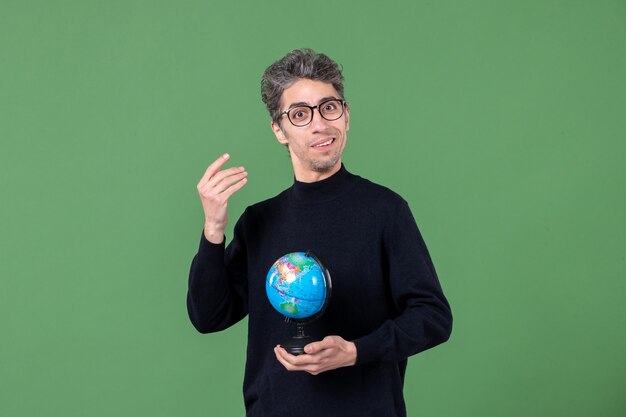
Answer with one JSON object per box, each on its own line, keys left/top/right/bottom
{"left": 186, "top": 154, "right": 249, "bottom": 333}
{"left": 353, "top": 200, "right": 453, "bottom": 364}
{"left": 275, "top": 200, "right": 452, "bottom": 373}
{"left": 187, "top": 222, "right": 249, "bottom": 333}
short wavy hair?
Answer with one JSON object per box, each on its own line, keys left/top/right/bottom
{"left": 261, "top": 48, "right": 345, "bottom": 125}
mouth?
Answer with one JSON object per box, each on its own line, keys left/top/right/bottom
{"left": 311, "top": 137, "right": 336, "bottom": 149}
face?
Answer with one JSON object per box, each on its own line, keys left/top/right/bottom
{"left": 271, "top": 79, "right": 350, "bottom": 182}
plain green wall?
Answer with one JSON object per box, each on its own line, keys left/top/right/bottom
{"left": 1, "top": 1, "right": 625, "bottom": 416}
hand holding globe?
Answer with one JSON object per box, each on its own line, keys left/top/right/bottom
{"left": 273, "top": 335, "right": 357, "bottom": 375}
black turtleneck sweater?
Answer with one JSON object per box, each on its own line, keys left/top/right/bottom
{"left": 187, "top": 165, "right": 452, "bottom": 417}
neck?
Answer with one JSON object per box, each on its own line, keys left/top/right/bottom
{"left": 293, "top": 161, "right": 342, "bottom": 183}
{"left": 290, "top": 163, "right": 357, "bottom": 204}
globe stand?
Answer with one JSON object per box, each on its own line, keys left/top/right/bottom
{"left": 281, "top": 323, "right": 314, "bottom": 356}
{"left": 266, "top": 251, "right": 332, "bottom": 357}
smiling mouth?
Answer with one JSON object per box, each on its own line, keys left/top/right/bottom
{"left": 312, "top": 138, "right": 335, "bottom": 148}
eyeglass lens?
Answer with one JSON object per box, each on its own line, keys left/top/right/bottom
{"left": 288, "top": 99, "right": 344, "bottom": 126}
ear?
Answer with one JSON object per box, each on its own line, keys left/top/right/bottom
{"left": 271, "top": 120, "right": 288, "bottom": 145}
{"left": 344, "top": 103, "right": 350, "bottom": 132}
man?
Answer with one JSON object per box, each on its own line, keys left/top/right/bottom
{"left": 188, "top": 48, "right": 452, "bottom": 417}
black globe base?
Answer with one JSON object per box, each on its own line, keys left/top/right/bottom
{"left": 281, "top": 335, "right": 314, "bottom": 355}
{"left": 281, "top": 324, "right": 316, "bottom": 355}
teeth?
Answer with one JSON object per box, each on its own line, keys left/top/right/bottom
{"left": 314, "top": 138, "right": 334, "bottom": 147}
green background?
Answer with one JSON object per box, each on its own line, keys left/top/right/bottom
{"left": 1, "top": 1, "right": 624, "bottom": 416}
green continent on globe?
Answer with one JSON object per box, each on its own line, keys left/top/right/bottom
{"left": 280, "top": 301, "right": 298, "bottom": 315}
{"left": 287, "top": 253, "right": 316, "bottom": 270}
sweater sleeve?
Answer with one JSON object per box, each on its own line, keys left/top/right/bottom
{"left": 186, "top": 212, "right": 249, "bottom": 333}
{"left": 353, "top": 200, "right": 452, "bottom": 364}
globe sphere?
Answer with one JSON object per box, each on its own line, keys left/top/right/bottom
{"left": 265, "top": 252, "right": 330, "bottom": 322}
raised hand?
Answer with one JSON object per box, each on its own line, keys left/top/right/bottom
{"left": 196, "top": 154, "right": 248, "bottom": 244}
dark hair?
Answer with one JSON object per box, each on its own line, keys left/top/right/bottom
{"left": 261, "top": 48, "right": 345, "bottom": 124}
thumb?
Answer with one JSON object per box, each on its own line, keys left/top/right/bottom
{"left": 305, "top": 336, "right": 339, "bottom": 353}
{"left": 304, "top": 341, "right": 321, "bottom": 354}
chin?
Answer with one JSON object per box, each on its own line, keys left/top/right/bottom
{"left": 311, "top": 157, "right": 341, "bottom": 172}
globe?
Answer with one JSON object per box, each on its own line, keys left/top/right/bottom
{"left": 265, "top": 251, "right": 331, "bottom": 322}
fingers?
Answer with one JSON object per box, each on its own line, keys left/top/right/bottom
{"left": 196, "top": 154, "right": 248, "bottom": 245}
{"left": 274, "top": 336, "right": 357, "bottom": 375}
{"left": 275, "top": 346, "right": 328, "bottom": 366}
{"left": 205, "top": 166, "right": 247, "bottom": 192}
{"left": 274, "top": 346, "right": 326, "bottom": 375}
{"left": 198, "top": 167, "right": 247, "bottom": 200}
{"left": 198, "top": 153, "right": 231, "bottom": 187}
{"left": 274, "top": 347, "right": 294, "bottom": 369}
{"left": 197, "top": 152, "right": 249, "bottom": 201}
{"left": 221, "top": 175, "right": 247, "bottom": 199}
{"left": 304, "top": 336, "right": 336, "bottom": 354}
{"left": 304, "top": 342, "right": 321, "bottom": 354}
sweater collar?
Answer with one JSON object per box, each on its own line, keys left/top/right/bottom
{"left": 290, "top": 164, "right": 358, "bottom": 204}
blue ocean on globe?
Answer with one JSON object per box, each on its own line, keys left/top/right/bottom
{"left": 265, "top": 252, "right": 328, "bottom": 320}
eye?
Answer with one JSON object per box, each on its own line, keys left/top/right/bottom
{"left": 323, "top": 102, "right": 337, "bottom": 111}
{"left": 290, "top": 107, "right": 310, "bottom": 121}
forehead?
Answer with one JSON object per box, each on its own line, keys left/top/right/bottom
{"left": 281, "top": 79, "right": 339, "bottom": 109}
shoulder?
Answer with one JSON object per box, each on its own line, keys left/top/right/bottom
{"left": 240, "top": 188, "right": 290, "bottom": 220}
{"left": 352, "top": 174, "right": 408, "bottom": 213}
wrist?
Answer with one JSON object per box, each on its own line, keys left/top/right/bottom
{"left": 346, "top": 341, "right": 357, "bottom": 366}
{"left": 203, "top": 227, "right": 224, "bottom": 244}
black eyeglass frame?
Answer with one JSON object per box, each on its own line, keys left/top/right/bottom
{"left": 279, "top": 99, "right": 347, "bottom": 127}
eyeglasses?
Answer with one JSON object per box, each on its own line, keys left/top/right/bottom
{"left": 280, "top": 99, "right": 346, "bottom": 127}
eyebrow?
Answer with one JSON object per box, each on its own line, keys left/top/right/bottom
{"left": 285, "top": 96, "right": 339, "bottom": 110}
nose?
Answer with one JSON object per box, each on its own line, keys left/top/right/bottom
{"left": 310, "top": 107, "right": 330, "bottom": 131}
